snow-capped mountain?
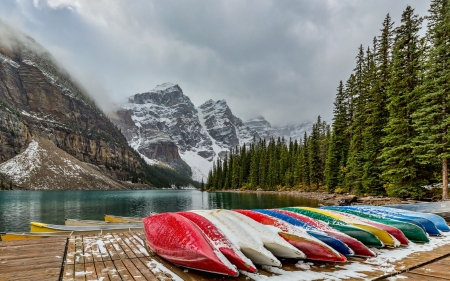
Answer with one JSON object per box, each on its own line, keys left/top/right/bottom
{"left": 113, "top": 83, "right": 312, "bottom": 181}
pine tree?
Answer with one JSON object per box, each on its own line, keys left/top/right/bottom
{"left": 309, "top": 117, "right": 323, "bottom": 189}
{"left": 301, "top": 133, "right": 310, "bottom": 187}
{"left": 380, "top": 6, "right": 426, "bottom": 197}
{"left": 346, "top": 45, "right": 367, "bottom": 193}
{"left": 412, "top": 0, "right": 450, "bottom": 200}
{"left": 326, "top": 81, "right": 350, "bottom": 191}
{"left": 362, "top": 14, "right": 394, "bottom": 194}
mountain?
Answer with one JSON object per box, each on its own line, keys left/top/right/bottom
{"left": 0, "top": 21, "right": 195, "bottom": 189}
{"left": 114, "top": 83, "right": 312, "bottom": 181}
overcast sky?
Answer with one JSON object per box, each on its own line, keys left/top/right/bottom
{"left": 0, "top": 0, "right": 431, "bottom": 126}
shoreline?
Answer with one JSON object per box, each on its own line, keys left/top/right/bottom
{"left": 210, "top": 189, "right": 407, "bottom": 206}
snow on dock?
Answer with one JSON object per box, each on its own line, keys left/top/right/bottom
{"left": 1, "top": 231, "right": 450, "bottom": 280}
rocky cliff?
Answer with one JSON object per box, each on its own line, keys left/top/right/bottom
{"left": 0, "top": 21, "right": 195, "bottom": 189}
{"left": 114, "top": 83, "right": 312, "bottom": 181}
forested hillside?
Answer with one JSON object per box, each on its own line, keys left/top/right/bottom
{"left": 207, "top": 1, "right": 450, "bottom": 200}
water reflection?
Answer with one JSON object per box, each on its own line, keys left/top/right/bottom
{"left": 0, "top": 190, "right": 319, "bottom": 232}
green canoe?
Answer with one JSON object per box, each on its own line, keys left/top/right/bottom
{"left": 281, "top": 207, "right": 384, "bottom": 248}
{"left": 325, "top": 208, "right": 429, "bottom": 243}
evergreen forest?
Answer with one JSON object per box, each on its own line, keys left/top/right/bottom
{"left": 206, "top": 1, "right": 450, "bottom": 200}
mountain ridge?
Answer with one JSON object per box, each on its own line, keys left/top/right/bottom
{"left": 114, "top": 83, "right": 313, "bottom": 181}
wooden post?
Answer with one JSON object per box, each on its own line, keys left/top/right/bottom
{"left": 443, "top": 158, "right": 449, "bottom": 200}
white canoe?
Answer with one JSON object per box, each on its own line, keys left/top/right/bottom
{"left": 192, "top": 210, "right": 282, "bottom": 267}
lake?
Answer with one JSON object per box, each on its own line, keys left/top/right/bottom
{"left": 0, "top": 190, "right": 320, "bottom": 232}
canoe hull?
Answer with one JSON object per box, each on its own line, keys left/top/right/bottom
{"left": 273, "top": 209, "right": 376, "bottom": 257}
{"left": 143, "top": 213, "right": 238, "bottom": 276}
{"left": 235, "top": 209, "right": 346, "bottom": 262}
{"left": 322, "top": 207, "right": 429, "bottom": 243}
{"left": 329, "top": 206, "right": 442, "bottom": 236}
{"left": 281, "top": 207, "right": 383, "bottom": 248}
{"left": 177, "top": 211, "right": 256, "bottom": 273}
{"left": 253, "top": 209, "right": 353, "bottom": 257}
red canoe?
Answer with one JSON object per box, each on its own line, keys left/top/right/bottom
{"left": 326, "top": 210, "right": 409, "bottom": 245}
{"left": 177, "top": 211, "right": 257, "bottom": 273}
{"left": 234, "top": 210, "right": 346, "bottom": 262}
{"left": 143, "top": 213, "right": 239, "bottom": 276}
{"left": 273, "top": 209, "right": 376, "bottom": 257}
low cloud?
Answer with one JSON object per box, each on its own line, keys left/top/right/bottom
{"left": 0, "top": 0, "right": 431, "bottom": 126}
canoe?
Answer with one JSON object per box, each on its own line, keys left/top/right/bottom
{"left": 272, "top": 209, "right": 376, "bottom": 257}
{"left": 177, "top": 211, "right": 257, "bottom": 273}
{"left": 214, "top": 210, "right": 305, "bottom": 259}
{"left": 30, "top": 222, "right": 143, "bottom": 233}
{"left": 192, "top": 210, "right": 281, "bottom": 267}
{"left": 302, "top": 208, "right": 400, "bottom": 247}
{"left": 281, "top": 207, "right": 384, "bottom": 248}
{"left": 104, "top": 215, "right": 143, "bottom": 224}
{"left": 235, "top": 210, "right": 347, "bottom": 262}
{"left": 323, "top": 209, "right": 409, "bottom": 245}
{"left": 251, "top": 209, "right": 352, "bottom": 257}
{"left": 143, "top": 213, "right": 239, "bottom": 276}
{"left": 358, "top": 205, "right": 449, "bottom": 232}
{"left": 65, "top": 219, "right": 142, "bottom": 227}
{"left": 387, "top": 201, "right": 450, "bottom": 222}
{"left": 1, "top": 232, "right": 75, "bottom": 241}
{"left": 328, "top": 206, "right": 441, "bottom": 236}
{"left": 321, "top": 207, "right": 429, "bottom": 243}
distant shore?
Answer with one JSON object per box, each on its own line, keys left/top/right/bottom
{"left": 210, "top": 189, "right": 407, "bottom": 206}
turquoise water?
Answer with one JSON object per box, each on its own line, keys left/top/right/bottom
{"left": 0, "top": 190, "right": 319, "bottom": 232}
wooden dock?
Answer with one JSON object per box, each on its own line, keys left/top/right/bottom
{"left": 1, "top": 231, "right": 450, "bottom": 281}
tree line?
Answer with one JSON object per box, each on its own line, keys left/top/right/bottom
{"left": 207, "top": 1, "right": 450, "bottom": 200}
{"left": 205, "top": 116, "right": 330, "bottom": 191}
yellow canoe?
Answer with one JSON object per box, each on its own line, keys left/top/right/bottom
{"left": 1, "top": 232, "right": 73, "bottom": 241}
{"left": 299, "top": 207, "right": 399, "bottom": 247}
{"left": 30, "top": 222, "right": 143, "bottom": 233}
{"left": 104, "top": 215, "right": 144, "bottom": 223}
{"left": 65, "top": 219, "right": 142, "bottom": 227}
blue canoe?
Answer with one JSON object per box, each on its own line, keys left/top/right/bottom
{"left": 324, "top": 206, "right": 441, "bottom": 236}
{"left": 372, "top": 206, "right": 449, "bottom": 232}
{"left": 254, "top": 209, "right": 354, "bottom": 256}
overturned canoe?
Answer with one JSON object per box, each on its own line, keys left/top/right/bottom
{"left": 177, "top": 211, "right": 257, "bottom": 273}
{"left": 321, "top": 207, "right": 429, "bottom": 243}
{"left": 251, "top": 209, "right": 352, "bottom": 258}
{"left": 235, "top": 209, "right": 347, "bottom": 262}
{"left": 143, "top": 213, "right": 239, "bottom": 276}
{"left": 192, "top": 210, "right": 282, "bottom": 267}
{"left": 30, "top": 222, "right": 143, "bottom": 233}
{"left": 214, "top": 210, "right": 305, "bottom": 259}
{"left": 273, "top": 209, "right": 376, "bottom": 257}
{"left": 323, "top": 209, "right": 409, "bottom": 245}
{"left": 302, "top": 208, "right": 400, "bottom": 247}
{"left": 351, "top": 206, "right": 449, "bottom": 232}
{"left": 328, "top": 206, "right": 441, "bottom": 236}
{"left": 281, "top": 207, "right": 384, "bottom": 248}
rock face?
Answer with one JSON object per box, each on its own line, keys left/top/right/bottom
{"left": 0, "top": 139, "right": 126, "bottom": 190}
{"left": 114, "top": 84, "right": 312, "bottom": 182}
{"left": 0, "top": 21, "right": 193, "bottom": 189}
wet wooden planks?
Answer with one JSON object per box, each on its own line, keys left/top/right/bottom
{"left": 0, "top": 237, "right": 67, "bottom": 281}
{"left": 383, "top": 255, "right": 450, "bottom": 280}
{"left": 61, "top": 232, "right": 181, "bottom": 281}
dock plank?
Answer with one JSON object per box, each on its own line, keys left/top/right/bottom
{"left": 104, "top": 260, "right": 122, "bottom": 281}
{"left": 113, "top": 233, "right": 137, "bottom": 259}
{"left": 114, "top": 259, "right": 133, "bottom": 281}
{"left": 94, "top": 261, "right": 111, "bottom": 281}
{"left": 74, "top": 262, "right": 86, "bottom": 281}
{"left": 84, "top": 262, "right": 99, "bottom": 281}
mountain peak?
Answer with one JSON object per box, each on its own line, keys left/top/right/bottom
{"left": 151, "top": 82, "right": 178, "bottom": 92}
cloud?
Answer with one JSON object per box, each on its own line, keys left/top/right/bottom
{"left": 0, "top": 0, "right": 431, "bottom": 126}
